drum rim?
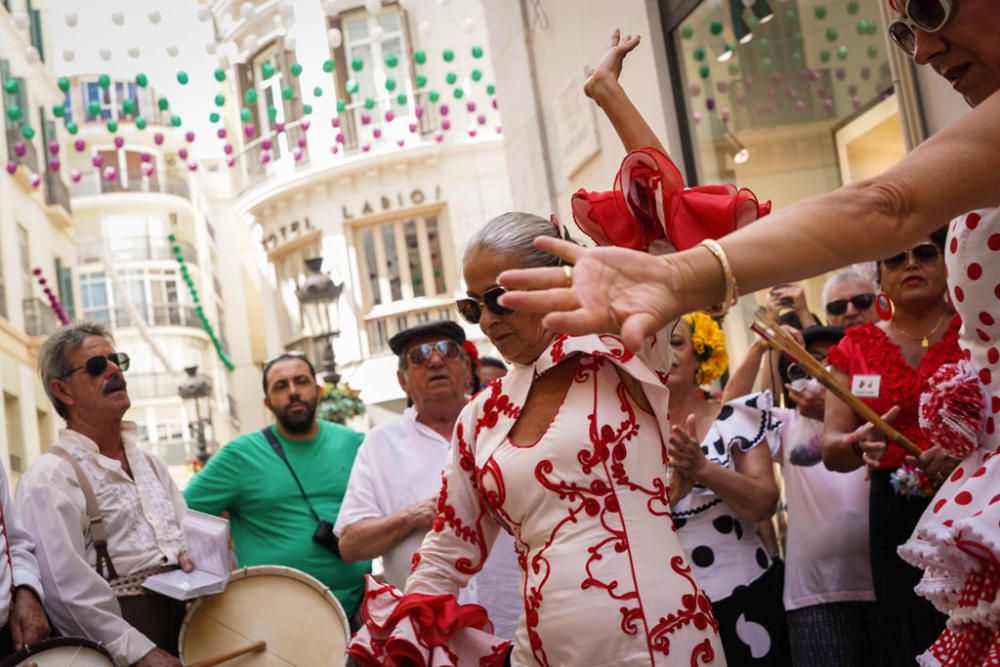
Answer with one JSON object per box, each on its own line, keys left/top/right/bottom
{"left": 179, "top": 564, "right": 350, "bottom": 662}
{"left": 0, "top": 636, "right": 114, "bottom": 667}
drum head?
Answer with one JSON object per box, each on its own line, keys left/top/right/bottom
{"left": 180, "top": 566, "right": 349, "bottom": 666}
{"left": 0, "top": 638, "right": 115, "bottom": 667}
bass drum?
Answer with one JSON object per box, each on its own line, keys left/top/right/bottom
{"left": 0, "top": 637, "right": 115, "bottom": 667}
{"left": 179, "top": 565, "right": 350, "bottom": 666}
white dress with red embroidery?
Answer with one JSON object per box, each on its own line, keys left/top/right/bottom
{"left": 899, "top": 208, "right": 1000, "bottom": 666}
{"left": 349, "top": 333, "right": 724, "bottom": 666}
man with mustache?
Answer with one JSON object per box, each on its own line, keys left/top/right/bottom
{"left": 335, "top": 322, "right": 522, "bottom": 640}
{"left": 183, "top": 351, "right": 370, "bottom": 622}
{"left": 18, "top": 322, "right": 192, "bottom": 667}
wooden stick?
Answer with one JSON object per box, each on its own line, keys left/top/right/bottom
{"left": 185, "top": 641, "right": 267, "bottom": 667}
{"left": 751, "top": 314, "right": 923, "bottom": 457}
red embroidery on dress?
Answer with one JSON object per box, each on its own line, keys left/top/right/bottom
{"left": 430, "top": 424, "right": 490, "bottom": 576}
{"left": 476, "top": 382, "right": 522, "bottom": 438}
{"left": 647, "top": 556, "right": 719, "bottom": 658}
{"left": 550, "top": 334, "right": 570, "bottom": 363}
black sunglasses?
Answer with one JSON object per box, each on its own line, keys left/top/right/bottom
{"left": 825, "top": 293, "right": 876, "bottom": 316}
{"left": 61, "top": 352, "right": 130, "bottom": 379}
{"left": 406, "top": 340, "right": 461, "bottom": 366}
{"left": 456, "top": 286, "right": 513, "bottom": 324}
{"left": 888, "top": 0, "right": 953, "bottom": 56}
{"left": 881, "top": 243, "right": 941, "bottom": 270}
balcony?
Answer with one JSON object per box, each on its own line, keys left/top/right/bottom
{"left": 44, "top": 169, "right": 72, "bottom": 226}
{"left": 78, "top": 237, "right": 198, "bottom": 265}
{"left": 126, "top": 372, "right": 184, "bottom": 401}
{"left": 22, "top": 297, "right": 60, "bottom": 337}
{"left": 365, "top": 303, "right": 459, "bottom": 355}
{"left": 69, "top": 172, "right": 191, "bottom": 201}
{"left": 237, "top": 120, "right": 312, "bottom": 194}
{"left": 5, "top": 127, "right": 39, "bottom": 174}
{"left": 85, "top": 304, "right": 203, "bottom": 330}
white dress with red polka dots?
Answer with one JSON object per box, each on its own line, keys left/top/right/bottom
{"left": 899, "top": 208, "right": 1000, "bottom": 666}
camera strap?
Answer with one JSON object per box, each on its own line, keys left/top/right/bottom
{"left": 261, "top": 427, "right": 321, "bottom": 522}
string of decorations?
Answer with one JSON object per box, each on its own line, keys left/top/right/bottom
{"left": 31, "top": 268, "right": 71, "bottom": 326}
{"left": 167, "top": 233, "right": 235, "bottom": 372}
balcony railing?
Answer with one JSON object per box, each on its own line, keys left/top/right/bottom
{"left": 22, "top": 297, "right": 60, "bottom": 337}
{"left": 78, "top": 237, "right": 198, "bottom": 265}
{"left": 84, "top": 304, "right": 202, "bottom": 330}
{"left": 5, "top": 127, "right": 39, "bottom": 174}
{"left": 44, "top": 169, "right": 72, "bottom": 213}
{"left": 125, "top": 372, "right": 183, "bottom": 401}
{"left": 237, "top": 119, "right": 312, "bottom": 194}
{"left": 69, "top": 172, "right": 191, "bottom": 200}
{"left": 365, "top": 304, "right": 458, "bottom": 355}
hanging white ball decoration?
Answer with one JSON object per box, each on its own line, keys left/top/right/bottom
{"left": 197, "top": 7, "right": 211, "bottom": 22}
{"left": 280, "top": 3, "right": 295, "bottom": 20}
{"left": 128, "top": 46, "right": 141, "bottom": 58}
{"left": 321, "top": 0, "right": 338, "bottom": 15}
{"left": 13, "top": 12, "right": 29, "bottom": 29}
{"left": 239, "top": 2, "right": 254, "bottom": 19}
{"left": 327, "top": 27, "right": 343, "bottom": 48}
{"left": 244, "top": 34, "right": 259, "bottom": 52}
{"left": 24, "top": 47, "right": 40, "bottom": 64}
{"left": 111, "top": 11, "right": 124, "bottom": 25}
{"left": 418, "top": 20, "right": 431, "bottom": 36}
{"left": 462, "top": 17, "right": 475, "bottom": 33}
{"left": 64, "top": 12, "right": 78, "bottom": 27}
{"left": 63, "top": 49, "right": 75, "bottom": 62}
{"left": 99, "top": 48, "right": 112, "bottom": 61}
{"left": 205, "top": 43, "right": 217, "bottom": 56}
{"left": 166, "top": 45, "right": 179, "bottom": 57}
{"left": 148, "top": 10, "right": 161, "bottom": 24}
{"left": 283, "top": 35, "right": 297, "bottom": 50}
{"left": 364, "top": 0, "right": 381, "bottom": 14}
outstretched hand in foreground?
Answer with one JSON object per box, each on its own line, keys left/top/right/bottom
{"left": 498, "top": 236, "right": 680, "bottom": 351}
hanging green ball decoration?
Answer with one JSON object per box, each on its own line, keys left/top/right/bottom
{"left": 214, "top": 68, "right": 226, "bottom": 82}
{"left": 819, "top": 49, "right": 831, "bottom": 63}
{"left": 486, "top": 84, "right": 496, "bottom": 95}
{"left": 385, "top": 78, "right": 396, "bottom": 91}
{"left": 681, "top": 25, "right": 694, "bottom": 40}
{"left": 415, "top": 74, "right": 427, "bottom": 88}
{"left": 172, "top": 244, "right": 182, "bottom": 254}
{"left": 867, "top": 45, "right": 879, "bottom": 59}
{"left": 282, "top": 86, "right": 294, "bottom": 100}
{"left": 471, "top": 69, "right": 483, "bottom": 82}
{"left": 728, "top": 62, "right": 740, "bottom": 76}
{"left": 262, "top": 62, "right": 276, "bottom": 79}
{"left": 759, "top": 37, "right": 770, "bottom": 51}
{"left": 429, "top": 90, "right": 440, "bottom": 103}
{"left": 88, "top": 101, "right": 101, "bottom": 117}
{"left": 302, "top": 104, "right": 313, "bottom": 115}
{"left": 267, "top": 106, "right": 277, "bottom": 120}
{"left": 385, "top": 53, "right": 398, "bottom": 68}
{"left": 794, "top": 32, "right": 804, "bottom": 47}
{"left": 747, "top": 15, "right": 759, "bottom": 28}
{"left": 761, "top": 56, "right": 773, "bottom": 69}
{"left": 122, "top": 99, "right": 136, "bottom": 115}
{"left": 57, "top": 77, "right": 70, "bottom": 92}
{"left": 66, "top": 122, "right": 78, "bottom": 134}
{"left": 815, "top": 5, "right": 827, "bottom": 20}
{"left": 792, "top": 51, "right": 804, "bottom": 65}
{"left": 290, "top": 63, "right": 303, "bottom": 77}
{"left": 313, "top": 86, "right": 324, "bottom": 97}
{"left": 177, "top": 71, "right": 189, "bottom": 85}
{"left": 709, "top": 21, "right": 723, "bottom": 36}
{"left": 209, "top": 112, "right": 220, "bottom": 123}
{"left": 414, "top": 50, "right": 427, "bottom": 64}
{"left": 351, "top": 57, "right": 364, "bottom": 72}
{"left": 21, "top": 126, "right": 34, "bottom": 139}
{"left": 106, "top": 120, "right": 118, "bottom": 133}
{"left": 158, "top": 97, "right": 169, "bottom": 111}
{"left": 52, "top": 104, "right": 65, "bottom": 118}
{"left": 363, "top": 97, "right": 375, "bottom": 110}
{"left": 837, "top": 45, "right": 849, "bottom": 60}
{"left": 396, "top": 93, "right": 407, "bottom": 105}
{"left": 135, "top": 117, "right": 147, "bottom": 129}
{"left": 826, "top": 27, "right": 839, "bottom": 42}
{"left": 847, "top": 0, "right": 860, "bottom": 14}
{"left": 135, "top": 73, "right": 148, "bottom": 88}
{"left": 240, "top": 108, "right": 252, "bottom": 122}
{"left": 442, "top": 49, "right": 455, "bottom": 62}
{"left": 98, "top": 74, "right": 111, "bottom": 89}
{"left": 698, "top": 65, "right": 710, "bottom": 79}
{"left": 346, "top": 79, "right": 359, "bottom": 94}
{"left": 214, "top": 94, "right": 225, "bottom": 107}
{"left": 472, "top": 46, "right": 484, "bottom": 59}
{"left": 453, "top": 87, "right": 464, "bottom": 99}
{"left": 167, "top": 233, "right": 177, "bottom": 242}
{"left": 785, "top": 8, "right": 796, "bottom": 21}
{"left": 3, "top": 79, "right": 19, "bottom": 94}
{"left": 693, "top": 47, "right": 706, "bottom": 62}
{"left": 336, "top": 99, "right": 347, "bottom": 112}
{"left": 244, "top": 89, "right": 258, "bottom": 105}
{"left": 323, "top": 59, "right": 335, "bottom": 73}
{"left": 5, "top": 105, "right": 20, "bottom": 122}
{"left": 446, "top": 72, "right": 457, "bottom": 85}
{"left": 170, "top": 115, "right": 182, "bottom": 127}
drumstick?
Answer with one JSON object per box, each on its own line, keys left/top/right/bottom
{"left": 750, "top": 313, "right": 923, "bottom": 457}
{"left": 185, "top": 641, "right": 267, "bottom": 667}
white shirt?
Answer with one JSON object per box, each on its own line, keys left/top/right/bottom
{"left": 0, "top": 461, "right": 44, "bottom": 627}
{"left": 16, "top": 424, "right": 187, "bottom": 666}
{"left": 772, "top": 407, "right": 875, "bottom": 610}
{"left": 335, "top": 407, "right": 521, "bottom": 639}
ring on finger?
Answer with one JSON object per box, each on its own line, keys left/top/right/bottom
{"left": 562, "top": 265, "right": 573, "bottom": 287}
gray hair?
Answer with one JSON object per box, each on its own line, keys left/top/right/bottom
{"left": 821, "top": 268, "right": 877, "bottom": 306}
{"left": 463, "top": 212, "right": 562, "bottom": 269}
{"left": 39, "top": 321, "right": 114, "bottom": 419}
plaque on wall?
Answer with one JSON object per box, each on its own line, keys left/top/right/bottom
{"left": 552, "top": 70, "right": 601, "bottom": 179}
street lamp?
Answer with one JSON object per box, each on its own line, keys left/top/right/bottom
{"left": 178, "top": 365, "right": 213, "bottom": 463}
{"left": 295, "top": 258, "right": 344, "bottom": 386}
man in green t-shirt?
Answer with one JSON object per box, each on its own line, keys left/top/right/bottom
{"left": 183, "top": 352, "right": 370, "bottom": 618}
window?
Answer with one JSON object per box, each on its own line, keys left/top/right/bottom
{"left": 0, "top": 227, "right": 6, "bottom": 319}
{"left": 274, "top": 240, "right": 322, "bottom": 333}
{"left": 354, "top": 214, "right": 449, "bottom": 309}
{"left": 80, "top": 272, "right": 110, "bottom": 324}
{"left": 55, "top": 257, "right": 76, "bottom": 319}
{"left": 26, "top": 0, "right": 44, "bottom": 62}
{"left": 84, "top": 82, "right": 113, "bottom": 121}
{"left": 17, "top": 225, "right": 31, "bottom": 303}
{"left": 114, "top": 82, "right": 138, "bottom": 119}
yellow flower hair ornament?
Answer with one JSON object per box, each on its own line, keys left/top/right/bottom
{"left": 682, "top": 312, "right": 729, "bottom": 386}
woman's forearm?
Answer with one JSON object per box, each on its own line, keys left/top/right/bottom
{"left": 693, "top": 463, "right": 778, "bottom": 523}
{"left": 587, "top": 75, "right": 666, "bottom": 155}
{"left": 821, "top": 430, "right": 864, "bottom": 472}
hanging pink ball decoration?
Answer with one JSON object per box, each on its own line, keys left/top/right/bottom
{"left": 331, "top": 117, "right": 341, "bottom": 129}
{"left": 188, "top": 162, "right": 198, "bottom": 171}
{"left": 223, "top": 144, "right": 234, "bottom": 155}
{"left": 14, "top": 142, "right": 26, "bottom": 158}
{"left": 185, "top": 131, "right": 195, "bottom": 142}
{"left": 92, "top": 155, "right": 104, "bottom": 168}
{"left": 408, "top": 122, "right": 418, "bottom": 133}
{"left": 492, "top": 98, "right": 498, "bottom": 110}
{"left": 439, "top": 104, "right": 450, "bottom": 116}
{"left": 705, "top": 97, "right": 716, "bottom": 111}
{"left": 495, "top": 125, "right": 502, "bottom": 134}
{"left": 716, "top": 81, "right": 729, "bottom": 94}
{"left": 300, "top": 120, "right": 310, "bottom": 131}
{"left": 785, "top": 87, "right": 797, "bottom": 99}
{"left": 361, "top": 143, "right": 371, "bottom": 152}
{"left": 226, "top": 158, "right": 236, "bottom": 168}
{"left": 178, "top": 148, "right": 189, "bottom": 160}
{"left": 274, "top": 121, "right": 285, "bottom": 133}
{"left": 141, "top": 152, "right": 152, "bottom": 163}
{"left": 154, "top": 132, "right": 165, "bottom": 145}
{"left": 49, "top": 159, "right": 61, "bottom": 171}
{"left": 114, "top": 136, "right": 125, "bottom": 148}
{"left": 48, "top": 141, "right": 60, "bottom": 155}
{"left": 851, "top": 96, "right": 861, "bottom": 109}
{"left": 467, "top": 128, "right": 477, "bottom": 138}
{"left": 297, "top": 136, "right": 307, "bottom": 147}
{"left": 689, "top": 83, "right": 701, "bottom": 97}
{"left": 720, "top": 108, "right": 731, "bottom": 123}
{"left": 396, "top": 139, "right": 405, "bottom": 147}
{"left": 385, "top": 110, "right": 395, "bottom": 122}
{"left": 795, "top": 100, "right": 806, "bottom": 114}
{"left": 142, "top": 164, "right": 154, "bottom": 177}
{"left": 361, "top": 112, "right": 371, "bottom": 125}
{"left": 692, "top": 111, "right": 703, "bottom": 124}
{"left": 835, "top": 68, "right": 846, "bottom": 81}
{"left": 441, "top": 119, "right": 451, "bottom": 131}
{"left": 103, "top": 166, "right": 118, "bottom": 180}
{"left": 823, "top": 98, "right": 834, "bottom": 111}
{"left": 414, "top": 106, "right": 425, "bottom": 119}
{"left": 335, "top": 132, "right": 345, "bottom": 144}
{"left": 217, "top": 128, "right": 227, "bottom": 139}
{"left": 477, "top": 114, "right": 486, "bottom": 125}
{"left": 293, "top": 148, "right": 303, "bottom": 161}
{"left": 74, "top": 139, "right": 86, "bottom": 152}
{"left": 330, "top": 145, "right": 339, "bottom": 154}
{"left": 260, "top": 152, "right": 271, "bottom": 164}
{"left": 860, "top": 66, "right": 872, "bottom": 80}
{"left": 6, "top": 161, "right": 17, "bottom": 175}
{"left": 433, "top": 131, "right": 444, "bottom": 143}
{"left": 261, "top": 139, "right": 272, "bottom": 150}
{"left": 372, "top": 127, "right": 382, "bottom": 139}
{"left": 70, "top": 169, "right": 82, "bottom": 182}
{"left": 244, "top": 125, "right": 255, "bottom": 138}
{"left": 466, "top": 101, "right": 476, "bottom": 112}
{"left": 30, "top": 173, "right": 40, "bottom": 188}
{"left": 770, "top": 73, "right": 782, "bottom": 85}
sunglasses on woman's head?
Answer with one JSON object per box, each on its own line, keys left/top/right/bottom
{"left": 888, "top": 0, "right": 953, "bottom": 56}
{"left": 456, "top": 286, "right": 514, "bottom": 324}
{"left": 881, "top": 242, "right": 941, "bottom": 270}
{"left": 825, "top": 293, "right": 876, "bottom": 316}
{"left": 61, "top": 352, "right": 130, "bottom": 379}
{"left": 406, "top": 340, "right": 461, "bottom": 366}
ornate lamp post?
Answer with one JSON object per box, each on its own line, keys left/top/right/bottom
{"left": 178, "top": 365, "right": 213, "bottom": 463}
{"left": 295, "top": 258, "right": 344, "bottom": 386}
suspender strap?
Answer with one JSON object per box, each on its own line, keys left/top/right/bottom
{"left": 50, "top": 446, "right": 119, "bottom": 581}
{"left": 260, "top": 427, "right": 321, "bottom": 522}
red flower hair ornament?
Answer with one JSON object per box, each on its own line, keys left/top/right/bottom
{"left": 571, "top": 147, "right": 771, "bottom": 252}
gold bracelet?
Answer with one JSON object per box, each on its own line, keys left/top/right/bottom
{"left": 699, "top": 239, "right": 739, "bottom": 317}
